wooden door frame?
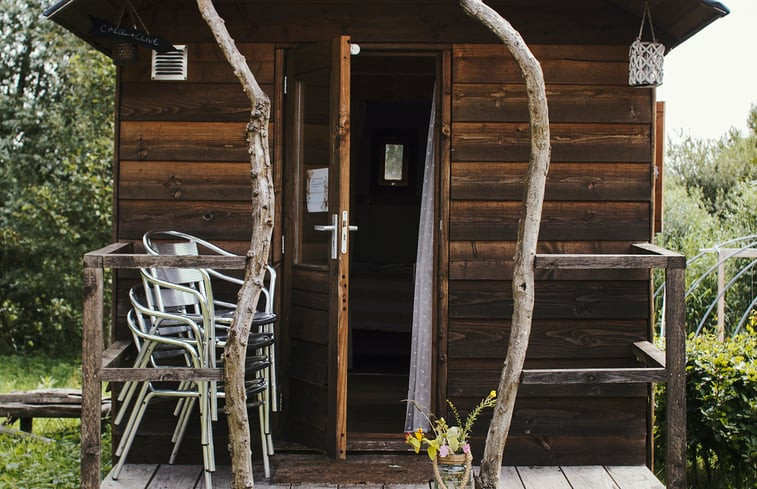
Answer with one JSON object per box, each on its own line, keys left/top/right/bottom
{"left": 327, "top": 35, "right": 352, "bottom": 459}
{"left": 279, "top": 41, "right": 452, "bottom": 456}
{"left": 279, "top": 36, "right": 351, "bottom": 459}
{"left": 344, "top": 43, "right": 452, "bottom": 439}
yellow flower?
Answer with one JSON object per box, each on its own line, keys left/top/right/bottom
{"left": 489, "top": 390, "right": 497, "bottom": 398}
{"left": 414, "top": 428, "right": 424, "bottom": 441}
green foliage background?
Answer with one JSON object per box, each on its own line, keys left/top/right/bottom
{"left": 655, "top": 106, "right": 757, "bottom": 336}
{"left": 0, "top": 354, "right": 112, "bottom": 489}
{"left": 0, "top": 0, "right": 114, "bottom": 354}
{"left": 653, "top": 109, "right": 756, "bottom": 488}
{"left": 655, "top": 324, "right": 757, "bottom": 489}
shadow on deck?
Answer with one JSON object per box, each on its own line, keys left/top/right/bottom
{"left": 101, "top": 453, "right": 664, "bottom": 489}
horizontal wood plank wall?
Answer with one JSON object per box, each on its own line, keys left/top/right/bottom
{"left": 117, "top": 42, "right": 274, "bottom": 245}
{"left": 114, "top": 43, "right": 277, "bottom": 462}
{"left": 287, "top": 267, "right": 330, "bottom": 448}
{"left": 136, "top": 1, "right": 642, "bottom": 46}
{"left": 448, "top": 43, "right": 653, "bottom": 465}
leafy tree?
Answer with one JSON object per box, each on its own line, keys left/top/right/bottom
{"left": 0, "top": 0, "right": 114, "bottom": 354}
{"left": 666, "top": 106, "right": 757, "bottom": 219}
{"left": 656, "top": 106, "right": 757, "bottom": 336}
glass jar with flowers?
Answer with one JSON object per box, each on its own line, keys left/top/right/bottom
{"left": 405, "top": 390, "right": 497, "bottom": 489}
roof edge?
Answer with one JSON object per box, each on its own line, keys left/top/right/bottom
{"left": 701, "top": 0, "right": 730, "bottom": 17}
{"left": 43, "top": 0, "right": 78, "bottom": 18}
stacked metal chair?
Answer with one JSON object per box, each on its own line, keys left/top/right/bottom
{"left": 113, "top": 286, "right": 216, "bottom": 488}
{"left": 111, "top": 231, "right": 278, "bottom": 486}
{"left": 143, "top": 231, "right": 277, "bottom": 471}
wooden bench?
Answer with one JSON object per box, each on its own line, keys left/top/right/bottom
{"left": 0, "top": 388, "right": 111, "bottom": 432}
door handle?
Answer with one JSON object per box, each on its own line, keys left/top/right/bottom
{"left": 341, "top": 211, "right": 358, "bottom": 255}
{"left": 314, "top": 212, "right": 357, "bottom": 259}
{"left": 314, "top": 214, "right": 339, "bottom": 259}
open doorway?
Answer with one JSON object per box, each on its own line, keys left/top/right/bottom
{"left": 347, "top": 53, "right": 437, "bottom": 436}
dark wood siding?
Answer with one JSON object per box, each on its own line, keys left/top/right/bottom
{"left": 447, "top": 43, "right": 653, "bottom": 465}
{"left": 111, "top": 1, "right": 655, "bottom": 466}
{"left": 113, "top": 42, "right": 277, "bottom": 462}
{"left": 116, "top": 42, "right": 274, "bottom": 245}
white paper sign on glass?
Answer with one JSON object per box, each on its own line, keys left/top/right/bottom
{"left": 306, "top": 167, "right": 329, "bottom": 213}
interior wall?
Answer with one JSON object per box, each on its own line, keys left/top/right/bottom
{"left": 346, "top": 55, "right": 436, "bottom": 434}
{"left": 350, "top": 56, "right": 435, "bottom": 265}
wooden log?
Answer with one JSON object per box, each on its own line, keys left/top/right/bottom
{"left": 100, "top": 252, "right": 246, "bottom": 270}
{"left": 665, "top": 267, "right": 687, "bottom": 489}
{"left": 521, "top": 367, "right": 667, "bottom": 384}
{"left": 534, "top": 253, "right": 671, "bottom": 270}
{"left": 632, "top": 341, "right": 666, "bottom": 368}
{"left": 81, "top": 266, "right": 103, "bottom": 489}
{"left": 632, "top": 243, "right": 687, "bottom": 268}
{"left": 102, "top": 340, "right": 133, "bottom": 369}
{"left": 100, "top": 367, "right": 224, "bottom": 382}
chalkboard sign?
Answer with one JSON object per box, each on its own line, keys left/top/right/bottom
{"left": 90, "top": 17, "right": 177, "bottom": 53}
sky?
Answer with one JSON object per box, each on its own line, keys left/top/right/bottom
{"left": 656, "top": 0, "right": 757, "bottom": 142}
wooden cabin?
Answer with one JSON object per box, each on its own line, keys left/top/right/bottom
{"left": 46, "top": 0, "right": 727, "bottom": 483}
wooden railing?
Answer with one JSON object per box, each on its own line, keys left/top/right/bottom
{"left": 80, "top": 242, "right": 686, "bottom": 488}
{"left": 81, "top": 241, "right": 244, "bottom": 489}
{"left": 532, "top": 243, "right": 687, "bottom": 489}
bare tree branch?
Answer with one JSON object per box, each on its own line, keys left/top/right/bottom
{"left": 459, "top": 1, "right": 550, "bottom": 488}
{"left": 196, "top": 1, "right": 275, "bottom": 487}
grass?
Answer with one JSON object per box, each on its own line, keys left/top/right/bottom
{"left": 0, "top": 354, "right": 112, "bottom": 489}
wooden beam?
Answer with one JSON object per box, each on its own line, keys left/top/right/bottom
{"left": 665, "top": 267, "right": 687, "bottom": 489}
{"left": 521, "top": 367, "right": 667, "bottom": 384}
{"left": 632, "top": 243, "right": 686, "bottom": 268}
{"left": 83, "top": 241, "right": 132, "bottom": 267}
{"left": 632, "top": 341, "right": 666, "bottom": 368}
{"left": 535, "top": 253, "right": 671, "bottom": 270}
{"left": 100, "top": 253, "right": 246, "bottom": 270}
{"left": 101, "top": 367, "right": 224, "bottom": 382}
{"left": 81, "top": 266, "right": 103, "bottom": 489}
{"left": 101, "top": 340, "right": 132, "bottom": 369}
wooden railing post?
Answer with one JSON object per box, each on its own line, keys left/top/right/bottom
{"left": 665, "top": 266, "right": 686, "bottom": 489}
{"left": 81, "top": 265, "right": 103, "bottom": 489}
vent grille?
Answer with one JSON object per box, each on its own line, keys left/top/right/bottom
{"left": 151, "top": 45, "right": 188, "bottom": 81}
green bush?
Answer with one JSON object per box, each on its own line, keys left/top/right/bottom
{"left": 0, "top": 354, "right": 111, "bottom": 488}
{"left": 656, "top": 326, "right": 757, "bottom": 488}
{"left": 0, "top": 420, "right": 112, "bottom": 489}
{"left": 0, "top": 1, "right": 114, "bottom": 355}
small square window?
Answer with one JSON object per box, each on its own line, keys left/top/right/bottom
{"left": 381, "top": 142, "right": 408, "bottom": 186}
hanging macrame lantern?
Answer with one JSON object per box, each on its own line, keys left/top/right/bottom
{"left": 629, "top": 1, "right": 665, "bottom": 87}
{"left": 110, "top": 0, "right": 150, "bottom": 66}
{"left": 112, "top": 40, "right": 137, "bottom": 65}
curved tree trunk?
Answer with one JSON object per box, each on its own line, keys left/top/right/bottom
{"left": 459, "top": 1, "right": 551, "bottom": 488}
{"left": 197, "top": 1, "right": 275, "bottom": 487}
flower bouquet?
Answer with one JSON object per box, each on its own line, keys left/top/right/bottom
{"left": 405, "top": 390, "right": 497, "bottom": 489}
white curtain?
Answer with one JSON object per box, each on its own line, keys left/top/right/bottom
{"left": 404, "top": 85, "right": 437, "bottom": 432}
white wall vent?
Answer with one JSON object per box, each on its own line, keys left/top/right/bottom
{"left": 151, "top": 45, "right": 188, "bottom": 81}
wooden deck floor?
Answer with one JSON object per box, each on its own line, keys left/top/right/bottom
{"left": 102, "top": 461, "right": 664, "bottom": 489}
